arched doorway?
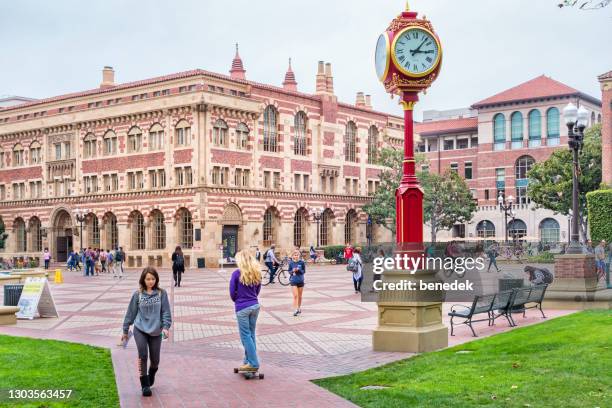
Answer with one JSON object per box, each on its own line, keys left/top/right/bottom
{"left": 51, "top": 209, "right": 73, "bottom": 261}
{"left": 221, "top": 203, "right": 243, "bottom": 260}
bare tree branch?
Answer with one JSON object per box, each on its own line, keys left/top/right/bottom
{"left": 558, "top": 0, "right": 612, "bottom": 9}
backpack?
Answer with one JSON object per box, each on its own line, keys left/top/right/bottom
{"left": 346, "top": 258, "right": 360, "bottom": 272}
{"left": 175, "top": 254, "right": 184, "bottom": 268}
{"left": 107, "top": 252, "right": 114, "bottom": 263}
{"left": 540, "top": 268, "right": 554, "bottom": 284}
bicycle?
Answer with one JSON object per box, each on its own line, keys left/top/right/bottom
{"left": 261, "top": 256, "right": 290, "bottom": 286}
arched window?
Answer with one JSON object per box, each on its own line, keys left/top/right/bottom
{"left": 14, "top": 218, "right": 26, "bottom": 252}
{"left": 320, "top": 209, "right": 334, "bottom": 246}
{"left": 236, "top": 123, "right": 249, "bottom": 150}
{"left": 130, "top": 211, "right": 145, "bottom": 250}
{"left": 597, "top": 113, "right": 602, "bottom": 123}
{"left": 476, "top": 220, "right": 496, "bottom": 238}
{"left": 344, "top": 210, "right": 358, "bottom": 244}
{"left": 510, "top": 111, "right": 523, "bottom": 149}
{"left": 103, "top": 212, "right": 118, "bottom": 250}
{"left": 151, "top": 210, "right": 166, "bottom": 250}
{"left": 528, "top": 110, "right": 541, "bottom": 147}
{"left": 263, "top": 106, "right": 278, "bottom": 152}
{"left": 29, "top": 141, "right": 42, "bottom": 164}
{"left": 263, "top": 207, "right": 279, "bottom": 246}
{"left": 515, "top": 156, "right": 535, "bottom": 204}
{"left": 294, "top": 111, "right": 307, "bottom": 156}
{"left": 127, "top": 126, "right": 142, "bottom": 153}
{"left": 539, "top": 218, "right": 560, "bottom": 243}
{"left": 103, "top": 130, "right": 117, "bottom": 155}
{"left": 29, "top": 217, "right": 42, "bottom": 252}
{"left": 83, "top": 133, "right": 97, "bottom": 158}
{"left": 175, "top": 119, "right": 191, "bottom": 146}
{"left": 590, "top": 111, "right": 595, "bottom": 126}
{"left": 367, "top": 126, "right": 378, "bottom": 164}
{"left": 177, "top": 208, "right": 193, "bottom": 249}
{"left": 149, "top": 123, "right": 165, "bottom": 151}
{"left": 213, "top": 119, "right": 228, "bottom": 147}
{"left": 293, "top": 208, "right": 308, "bottom": 248}
{"left": 0, "top": 217, "right": 5, "bottom": 250}
{"left": 546, "top": 107, "right": 560, "bottom": 146}
{"left": 508, "top": 219, "right": 527, "bottom": 240}
{"left": 493, "top": 113, "right": 506, "bottom": 151}
{"left": 344, "top": 121, "right": 357, "bottom": 162}
{"left": 12, "top": 143, "right": 24, "bottom": 167}
{"left": 87, "top": 213, "right": 100, "bottom": 248}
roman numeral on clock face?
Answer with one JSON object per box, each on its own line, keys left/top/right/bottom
{"left": 426, "top": 56, "right": 433, "bottom": 63}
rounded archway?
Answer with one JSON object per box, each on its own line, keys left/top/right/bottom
{"left": 51, "top": 209, "right": 73, "bottom": 261}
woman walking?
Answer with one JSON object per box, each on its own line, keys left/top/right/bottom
{"left": 121, "top": 267, "right": 172, "bottom": 397}
{"left": 289, "top": 250, "right": 306, "bottom": 316}
{"left": 350, "top": 247, "right": 364, "bottom": 293}
{"left": 171, "top": 246, "right": 185, "bottom": 287}
{"left": 229, "top": 251, "right": 262, "bottom": 373}
{"left": 43, "top": 248, "right": 51, "bottom": 269}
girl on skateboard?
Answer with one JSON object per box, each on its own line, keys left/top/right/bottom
{"left": 289, "top": 250, "right": 306, "bottom": 316}
{"left": 121, "top": 267, "right": 172, "bottom": 397}
{"left": 229, "top": 250, "right": 262, "bottom": 373}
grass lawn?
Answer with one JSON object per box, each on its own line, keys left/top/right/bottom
{"left": 314, "top": 310, "right": 611, "bottom": 408}
{"left": 0, "top": 335, "right": 119, "bottom": 408}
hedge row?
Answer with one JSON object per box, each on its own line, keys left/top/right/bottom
{"left": 587, "top": 189, "right": 612, "bottom": 243}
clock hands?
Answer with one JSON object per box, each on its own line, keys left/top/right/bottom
{"left": 410, "top": 38, "right": 427, "bottom": 56}
{"left": 411, "top": 50, "right": 435, "bottom": 55}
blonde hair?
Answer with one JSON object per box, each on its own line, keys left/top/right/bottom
{"left": 235, "top": 250, "right": 262, "bottom": 286}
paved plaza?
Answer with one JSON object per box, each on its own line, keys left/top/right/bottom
{"left": 0, "top": 265, "right": 574, "bottom": 408}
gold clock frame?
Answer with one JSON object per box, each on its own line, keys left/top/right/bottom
{"left": 375, "top": 32, "right": 391, "bottom": 82}
{"left": 391, "top": 26, "right": 442, "bottom": 79}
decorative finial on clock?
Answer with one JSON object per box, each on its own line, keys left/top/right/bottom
{"left": 405, "top": 0, "right": 410, "bottom": 11}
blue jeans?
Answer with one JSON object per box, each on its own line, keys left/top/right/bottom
{"left": 86, "top": 260, "right": 94, "bottom": 276}
{"left": 265, "top": 262, "right": 276, "bottom": 283}
{"left": 236, "top": 304, "right": 260, "bottom": 368}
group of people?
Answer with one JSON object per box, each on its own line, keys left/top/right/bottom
{"left": 66, "top": 247, "right": 126, "bottom": 278}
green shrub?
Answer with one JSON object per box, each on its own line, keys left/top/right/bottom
{"left": 587, "top": 189, "right": 612, "bottom": 243}
{"left": 321, "top": 245, "right": 345, "bottom": 259}
{"left": 527, "top": 251, "right": 555, "bottom": 263}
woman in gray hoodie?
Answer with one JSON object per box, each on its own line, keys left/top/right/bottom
{"left": 122, "top": 267, "right": 172, "bottom": 397}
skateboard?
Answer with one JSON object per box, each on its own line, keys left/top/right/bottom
{"left": 233, "top": 367, "right": 264, "bottom": 380}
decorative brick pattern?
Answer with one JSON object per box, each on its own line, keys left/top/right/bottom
{"left": 173, "top": 148, "right": 193, "bottom": 164}
{"left": 82, "top": 152, "right": 164, "bottom": 173}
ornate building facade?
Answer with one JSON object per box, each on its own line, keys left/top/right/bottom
{"left": 0, "top": 49, "right": 403, "bottom": 267}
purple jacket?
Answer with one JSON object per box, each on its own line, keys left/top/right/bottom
{"left": 229, "top": 269, "right": 261, "bottom": 312}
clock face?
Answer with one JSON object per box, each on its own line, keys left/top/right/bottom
{"left": 392, "top": 27, "right": 441, "bottom": 77}
{"left": 374, "top": 33, "right": 390, "bottom": 81}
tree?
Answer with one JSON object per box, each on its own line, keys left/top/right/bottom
{"left": 363, "top": 147, "right": 477, "bottom": 242}
{"left": 558, "top": 0, "right": 611, "bottom": 9}
{"left": 421, "top": 171, "right": 478, "bottom": 243}
{"left": 527, "top": 124, "right": 602, "bottom": 242}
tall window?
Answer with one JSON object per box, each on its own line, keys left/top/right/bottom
{"left": 12, "top": 144, "right": 24, "bottom": 166}
{"left": 29, "top": 217, "right": 42, "bottom": 252}
{"left": 130, "top": 211, "right": 145, "bottom": 250}
{"left": 496, "top": 168, "right": 505, "bottom": 198}
{"left": 476, "top": 220, "right": 496, "bottom": 238}
{"left": 510, "top": 111, "right": 523, "bottom": 149}
{"left": 528, "top": 109, "right": 541, "bottom": 147}
{"left": 263, "top": 106, "right": 278, "bottom": 152}
{"left": 515, "top": 156, "right": 535, "bottom": 204}
{"left": 263, "top": 207, "right": 278, "bottom": 246}
{"left": 103, "top": 130, "right": 118, "bottom": 155}
{"left": 213, "top": 119, "right": 229, "bottom": 147}
{"left": 493, "top": 113, "right": 506, "bottom": 151}
{"left": 320, "top": 209, "right": 333, "bottom": 246}
{"left": 127, "top": 126, "right": 142, "bottom": 153}
{"left": 547, "top": 107, "right": 560, "bottom": 146}
{"left": 175, "top": 120, "right": 191, "bottom": 146}
{"left": 178, "top": 208, "right": 193, "bottom": 249}
{"left": 30, "top": 142, "right": 42, "bottom": 164}
{"left": 236, "top": 123, "right": 249, "bottom": 150}
{"left": 104, "top": 212, "right": 118, "bottom": 250}
{"left": 294, "top": 112, "right": 307, "bottom": 156}
{"left": 87, "top": 214, "right": 100, "bottom": 248}
{"left": 14, "top": 218, "right": 26, "bottom": 252}
{"left": 344, "top": 122, "right": 357, "bottom": 162}
{"left": 367, "top": 126, "right": 378, "bottom": 164}
{"left": 83, "top": 134, "right": 97, "bottom": 158}
{"left": 465, "top": 162, "right": 473, "bottom": 180}
{"left": 149, "top": 123, "right": 165, "bottom": 151}
{"left": 151, "top": 210, "right": 166, "bottom": 250}
{"left": 539, "top": 218, "right": 560, "bottom": 243}
{"left": 344, "top": 210, "right": 357, "bottom": 244}
{"left": 293, "top": 208, "right": 307, "bottom": 248}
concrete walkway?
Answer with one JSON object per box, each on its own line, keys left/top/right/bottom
{"left": 0, "top": 265, "right": 574, "bottom": 407}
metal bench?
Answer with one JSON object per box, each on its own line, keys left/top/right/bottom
{"left": 506, "top": 284, "right": 548, "bottom": 326}
{"left": 489, "top": 290, "right": 514, "bottom": 327}
{"left": 448, "top": 293, "right": 497, "bottom": 337}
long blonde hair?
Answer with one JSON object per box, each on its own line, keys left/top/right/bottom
{"left": 235, "top": 250, "right": 262, "bottom": 286}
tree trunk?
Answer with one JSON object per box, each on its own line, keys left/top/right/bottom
{"left": 430, "top": 220, "right": 437, "bottom": 244}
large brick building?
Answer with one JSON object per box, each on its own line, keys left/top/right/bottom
{"left": 415, "top": 75, "right": 602, "bottom": 242}
{"left": 0, "top": 48, "right": 404, "bottom": 267}
{"left": 599, "top": 71, "right": 612, "bottom": 187}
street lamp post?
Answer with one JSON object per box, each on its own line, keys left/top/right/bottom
{"left": 562, "top": 103, "right": 589, "bottom": 254}
{"left": 498, "top": 192, "right": 515, "bottom": 244}
{"left": 73, "top": 208, "right": 88, "bottom": 251}
{"left": 312, "top": 209, "right": 322, "bottom": 248}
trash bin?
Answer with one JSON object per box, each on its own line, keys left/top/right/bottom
{"left": 197, "top": 258, "right": 205, "bottom": 269}
{"left": 3, "top": 284, "right": 24, "bottom": 306}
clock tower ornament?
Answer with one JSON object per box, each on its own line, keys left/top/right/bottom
{"left": 374, "top": 1, "right": 443, "bottom": 249}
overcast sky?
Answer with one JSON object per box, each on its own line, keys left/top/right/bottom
{"left": 1, "top": 0, "right": 610, "bottom": 120}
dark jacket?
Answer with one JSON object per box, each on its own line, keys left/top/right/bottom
{"left": 171, "top": 252, "right": 185, "bottom": 272}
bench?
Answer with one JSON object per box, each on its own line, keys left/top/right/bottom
{"left": 449, "top": 284, "right": 549, "bottom": 336}
{"left": 0, "top": 306, "right": 20, "bottom": 325}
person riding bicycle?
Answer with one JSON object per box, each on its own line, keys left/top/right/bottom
{"left": 264, "top": 244, "right": 279, "bottom": 284}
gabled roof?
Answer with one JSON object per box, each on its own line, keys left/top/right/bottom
{"left": 472, "top": 75, "right": 601, "bottom": 108}
{"left": 599, "top": 70, "right": 612, "bottom": 81}
{"left": 415, "top": 117, "right": 478, "bottom": 136}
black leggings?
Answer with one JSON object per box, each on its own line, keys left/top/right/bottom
{"left": 173, "top": 269, "right": 183, "bottom": 286}
{"left": 353, "top": 277, "right": 363, "bottom": 292}
{"left": 133, "top": 327, "right": 162, "bottom": 376}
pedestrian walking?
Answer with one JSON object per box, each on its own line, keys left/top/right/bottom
{"left": 85, "top": 247, "right": 94, "bottom": 277}
{"left": 113, "top": 247, "right": 124, "bottom": 279}
{"left": 229, "top": 250, "right": 262, "bottom": 373}
{"left": 486, "top": 242, "right": 501, "bottom": 273}
{"left": 43, "top": 248, "right": 51, "bottom": 269}
{"left": 348, "top": 247, "right": 363, "bottom": 293}
{"left": 100, "top": 249, "right": 107, "bottom": 273}
{"left": 289, "top": 250, "right": 306, "bottom": 316}
{"left": 171, "top": 246, "right": 185, "bottom": 287}
{"left": 344, "top": 243, "right": 354, "bottom": 265}
{"left": 255, "top": 247, "right": 261, "bottom": 262}
{"left": 309, "top": 245, "right": 317, "bottom": 263}
{"left": 122, "top": 267, "right": 171, "bottom": 397}
{"left": 264, "top": 244, "right": 279, "bottom": 284}
{"left": 595, "top": 240, "right": 607, "bottom": 281}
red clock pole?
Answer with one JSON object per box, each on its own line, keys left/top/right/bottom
{"left": 396, "top": 91, "right": 423, "bottom": 252}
